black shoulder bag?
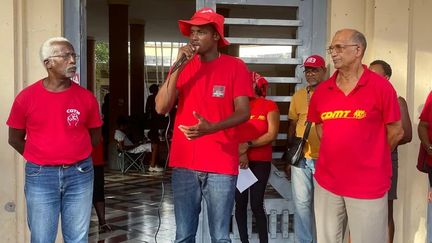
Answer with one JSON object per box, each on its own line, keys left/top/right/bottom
{"left": 283, "top": 87, "right": 313, "bottom": 166}
{"left": 284, "top": 122, "right": 312, "bottom": 166}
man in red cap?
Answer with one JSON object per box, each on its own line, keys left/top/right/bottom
{"left": 155, "top": 7, "right": 253, "bottom": 242}
{"left": 286, "top": 54, "right": 326, "bottom": 243}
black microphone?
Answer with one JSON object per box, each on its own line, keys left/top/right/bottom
{"left": 170, "top": 54, "right": 188, "bottom": 73}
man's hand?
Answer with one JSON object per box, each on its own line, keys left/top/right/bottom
{"left": 428, "top": 187, "right": 432, "bottom": 203}
{"left": 178, "top": 111, "right": 214, "bottom": 140}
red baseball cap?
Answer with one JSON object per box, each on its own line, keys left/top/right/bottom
{"left": 303, "top": 55, "right": 326, "bottom": 68}
{"left": 251, "top": 72, "right": 268, "bottom": 97}
{"left": 178, "top": 7, "right": 230, "bottom": 47}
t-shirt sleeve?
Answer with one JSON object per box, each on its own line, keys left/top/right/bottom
{"left": 233, "top": 59, "right": 253, "bottom": 98}
{"left": 307, "top": 90, "right": 322, "bottom": 123}
{"left": 420, "top": 91, "right": 432, "bottom": 122}
{"left": 6, "top": 93, "right": 27, "bottom": 129}
{"left": 380, "top": 80, "right": 401, "bottom": 124}
{"left": 86, "top": 94, "right": 103, "bottom": 128}
{"left": 288, "top": 92, "right": 299, "bottom": 121}
{"left": 267, "top": 100, "right": 279, "bottom": 113}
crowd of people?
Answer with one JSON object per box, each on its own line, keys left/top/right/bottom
{"left": 5, "top": 6, "right": 431, "bottom": 243}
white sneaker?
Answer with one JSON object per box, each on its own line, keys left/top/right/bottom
{"left": 148, "top": 166, "right": 164, "bottom": 172}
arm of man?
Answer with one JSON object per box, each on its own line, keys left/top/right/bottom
{"left": 249, "top": 110, "right": 280, "bottom": 147}
{"left": 89, "top": 127, "right": 102, "bottom": 147}
{"left": 178, "top": 96, "right": 250, "bottom": 140}
{"left": 315, "top": 123, "right": 323, "bottom": 140}
{"left": 287, "top": 119, "right": 297, "bottom": 142}
{"left": 418, "top": 121, "right": 432, "bottom": 156}
{"left": 398, "top": 97, "right": 412, "bottom": 145}
{"left": 386, "top": 120, "right": 404, "bottom": 151}
{"left": 8, "top": 128, "right": 26, "bottom": 155}
{"left": 156, "top": 44, "right": 196, "bottom": 114}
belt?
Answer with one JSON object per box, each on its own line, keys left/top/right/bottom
{"left": 45, "top": 164, "right": 73, "bottom": 168}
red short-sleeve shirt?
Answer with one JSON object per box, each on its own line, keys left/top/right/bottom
{"left": 420, "top": 91, "right": 432, "bottom": 138}
{"left": 237, "top": 97, "right": 278, "bottom": 161}
{"left": 7, "top": 80, "right": 103, "bottom": 165}
{"left": 169, "top": 54, "right": 253, "bottom": 175}
{"left": 307, "top": 66, "right": 401, "bottom": 199}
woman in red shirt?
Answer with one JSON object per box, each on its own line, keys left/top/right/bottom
{"left": 235, "top": 72, "right": 280, "bottom": 243}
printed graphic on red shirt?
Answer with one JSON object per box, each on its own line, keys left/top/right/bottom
{"left": 212, "top": 85, "right": 225, "bottom": 97}
{"left": 320, "top": 109, "right": 367, "bottom": 120}
{"left": 66, "top": 108, "right": 81, "bottom": 126}
{"left": 250, "top": 114, "right": 266, "bottom": 121}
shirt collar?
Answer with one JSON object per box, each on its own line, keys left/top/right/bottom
{"left": 327, "top": 64, "right": 370, "bottom": 90}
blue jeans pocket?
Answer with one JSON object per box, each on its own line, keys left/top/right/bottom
{"left": 75, "top": 158, "right": 93, "bottom": 173}
{"left": 25, "top": 162, "right": 42, "bottom": 177}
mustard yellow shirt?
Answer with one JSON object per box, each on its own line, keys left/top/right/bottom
{"left": 288, "top": 88, "right": 320, "bottom": 159}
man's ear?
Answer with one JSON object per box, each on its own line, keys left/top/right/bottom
{"left": 213, "top": 32, "right": 220, "bottom": 41}
{"left": 44, "top": 59, "right": 51, "bottom": 69}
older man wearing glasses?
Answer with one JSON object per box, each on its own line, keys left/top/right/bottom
{"left": 307, "top": 29, "right": 404, "bottom": 243}
{"left": 7, "top": 37, "right": 102, "bottom": 243}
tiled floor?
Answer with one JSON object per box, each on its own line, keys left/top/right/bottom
{"left": 89, "top": 169, "right": 175, "bottom": 243}
{"left": 89, "top": 162, "right": 289, "bottom": 243}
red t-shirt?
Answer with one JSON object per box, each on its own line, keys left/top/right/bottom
{"left": 7, "top": 80, "right": 103, "bottom": 165}
{"left": 420, "top": 91, "right": 432, "bottom": 163}
{"left": 237, "top": 97, "right": 278, "bottom": 161}
{"left": 420, "top": 91, "right": 432, "bottom": 136}
{"left": 307, "top": 66, "right": 401, "bottom": 199}
{"left": 169, "top": 54, "right": 253, "bottom": 175}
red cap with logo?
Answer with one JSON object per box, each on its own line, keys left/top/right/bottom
{"left": 251, "top": 72, "right": 268, "bottom": 97}
{"left": 178, "top": 7, "right": 230, "bottom": 47}
{"left": 303, "top": 55, "right": 326, "bottom": 68}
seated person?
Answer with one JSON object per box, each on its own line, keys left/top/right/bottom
{"left": 115, "top": 116, "right": 151, "bottom": 154}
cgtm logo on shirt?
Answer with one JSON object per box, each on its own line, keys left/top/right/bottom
{"left": 66, "top": 108, "right": 81, "bottom": 126}
{"left": 321, "top": 109, "right": 366, "bottom": 121}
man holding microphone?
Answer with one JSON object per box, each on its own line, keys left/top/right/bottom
{"left": 156, "top": 7, "right": 253, "bottom": 243}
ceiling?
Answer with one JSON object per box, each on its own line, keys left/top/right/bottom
{"left": 87, "top": 0, "right": 197, "bottom": 42}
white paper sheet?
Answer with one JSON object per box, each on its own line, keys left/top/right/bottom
{"left": 236, "top": 167, "right": 258, "bottom": 193}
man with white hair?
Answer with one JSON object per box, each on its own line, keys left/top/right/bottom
{"left": 307, "top": 29, "right": 404, "bottom": 243}
{"left": 7, "top": 37, "right": 102, "bottom": 243}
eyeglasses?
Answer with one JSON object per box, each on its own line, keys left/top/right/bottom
{"left": 303, "top": 68, "right": 321, "bottom": 75}
{"left": 47, "top": 53, "right": 79, "bottom": 61}
{"left": 326, "top": 44, "right": 358, "bottom": 54}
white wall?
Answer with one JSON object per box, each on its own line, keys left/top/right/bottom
{"left": 0, "top": 0, "right": 431, "bottom": 242}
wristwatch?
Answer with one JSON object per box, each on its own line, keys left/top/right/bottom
{"left": 247, "top": 141, "right": 253, "bottom": 148}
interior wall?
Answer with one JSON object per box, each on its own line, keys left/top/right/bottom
{"left": 408, "top": 0, "right": 432, "bottom": 242}
{"left": 329, "top": 0, "right": 431, "bottom": 242}
{"left": 1, "top": 0, "right": 431, "bottom": 242}
{"left": 0, "top": 0, "right": 62, "bottom": 242}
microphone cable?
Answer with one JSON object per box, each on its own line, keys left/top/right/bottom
{"left": 153, "top": 61, "right": 176, "bottom": 243}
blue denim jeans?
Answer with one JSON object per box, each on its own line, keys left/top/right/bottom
{"left": 24, "top": 157, "right": 94, "bottom": 243}
{"left": 291, "top": 158, "right": 317, "bottom": 243}
{"left": 172, "top": 167, "right": 237, "bottom": 243}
